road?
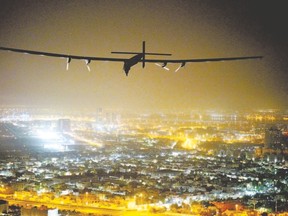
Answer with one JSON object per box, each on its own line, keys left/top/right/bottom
{"left": 1, "top": 196, "right": 182, "bottom": 216}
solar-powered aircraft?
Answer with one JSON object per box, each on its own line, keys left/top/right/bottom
{"left": 0, "top": 41, "right": 262, "bottom": 76}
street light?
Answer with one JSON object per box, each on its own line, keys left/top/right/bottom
{"left": 251, "top": 199, "right": 257, "bottom": 210}
{"left": 85, "top": 192, "right": 89, "bottom": 205}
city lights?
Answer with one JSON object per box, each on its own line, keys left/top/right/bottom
{"left": 1, "top": 108, "right": 288, "bottom": 215}
{"left": 0, "top": 0, "right": 287, "bottom": 215}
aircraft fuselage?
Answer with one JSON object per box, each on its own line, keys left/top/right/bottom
{"left": 123, "top": 53, "right": 143, "bottom": 76}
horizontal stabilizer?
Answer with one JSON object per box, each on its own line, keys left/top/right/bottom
{"left": 111, "top": 51, "right": 171, "bottom": 56}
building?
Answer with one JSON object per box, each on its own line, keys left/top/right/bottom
{"left": 57, "top": 119, "right": 71, "bottom": 132}
{"left": 264, "top": 126, "right": 283, "bottom": 149}
{"left": 95, "top": 107, "right": 103, "bottom": 123}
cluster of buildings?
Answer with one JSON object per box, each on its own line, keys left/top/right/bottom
{"left": 0, "top": 108, "right": 288, "bottom": 215}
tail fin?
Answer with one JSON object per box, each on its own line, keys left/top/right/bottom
{"left": 142, "top": 41, "right": 145, "bottom": 68}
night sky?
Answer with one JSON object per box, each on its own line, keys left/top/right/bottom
{"left": 0, "top": 0, "right": 287, "bottom": 112}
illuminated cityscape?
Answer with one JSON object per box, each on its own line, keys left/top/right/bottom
{"left": 0, "top": 108, "right": 288, "bottom": 215}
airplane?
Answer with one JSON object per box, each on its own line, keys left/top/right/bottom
{"left": 0, "top": 41, "right": 263, "bottom": 76}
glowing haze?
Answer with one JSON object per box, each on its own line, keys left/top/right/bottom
{"left": 0, "top": 0, "right": 287, "bottom": 112}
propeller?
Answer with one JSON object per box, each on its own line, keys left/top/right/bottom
{"left": 66, "top": 57, "right": 71, "bottom": 70}
{"left": 155, "top": 62, "right": 169, "bottom": 71}
{"left": 85, "top": 59, "right": 91, "bottom": 71}
{"left": 175, "top": 62, "right": 186, "bottom": 72}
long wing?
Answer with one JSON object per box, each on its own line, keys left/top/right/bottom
{"left": 0, "top": 46, "right": 263, "bottom": 73}
{"left": 0, "top": 46, "right": 127, "bottom": 62}
{"left": 144, "top": 56, "right": 263, "bottom": 64}
{"left": 144, "top": 56, "right": 263, "bottom": 72}
{"left": 0, "top": 46, "right": 263, "bottom": 63}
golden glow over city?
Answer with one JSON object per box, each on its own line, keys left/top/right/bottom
{"left": 0, "top": 1, "right": 287, "bottom": 111}
{"left": 182, "top": 138, "right": 199, "bottom": 149}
